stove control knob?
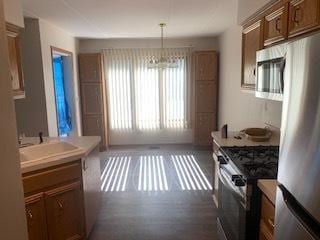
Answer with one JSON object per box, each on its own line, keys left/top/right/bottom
{"left": 233, "top": 176, "right": 245, "bottom": 187}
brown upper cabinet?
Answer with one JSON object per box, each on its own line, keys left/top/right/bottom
{"left": 288, "top": 0, "right": 320, "bottom": 37}
{"left": 241, "top": 0, "right": 320, "bottom": 90}
{"left": 6, "top": 23, "right": 24, "bottom": 99}
{"left": 195, "top": 51, "right": 218, "bottom": 81}
{"left": 264, "top": 1, "right": 289, "bottom": 46}
{"left": 242, "top": 19, "right": 264, "bottom": 89}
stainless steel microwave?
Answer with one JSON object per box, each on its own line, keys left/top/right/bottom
{"left": 256, "top": 43, "right": 288, "bottom": 101}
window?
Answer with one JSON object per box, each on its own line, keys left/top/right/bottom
{"left": 105, "top": 48, "right": 191, "bottom": 132}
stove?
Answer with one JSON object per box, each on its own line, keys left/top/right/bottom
{"left": 217, "top": 145, "right": 279, "bottom": 240}
{"left": 220, "top": 145, "right": 279, "bottom": 180}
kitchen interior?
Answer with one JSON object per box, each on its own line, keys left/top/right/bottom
{"left": 0, "top": 0, "right": 320, "bottom": 240}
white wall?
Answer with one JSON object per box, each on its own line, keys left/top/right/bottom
{"left": 218, "top": 21, "right": 282, "bottom": 131}
{"left": 79, "top": 37, "right": 218, "bottom": 53}
{"left": 15, "top": 18, "right": 49, "bottom": 136}
{"left": 0, "top": 0, "right": 28, "bottom": 238}
{"left": 38, "top": 19, "right": 81, "bottom": 137}
{"left": 3, "top": 0, "right": 24, "bottom": 27}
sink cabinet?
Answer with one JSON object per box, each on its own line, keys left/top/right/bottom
{"left": 25, "top": 193, "right": 47, "bottom": 240}
{"left": 23, "top": 161, "right": 86, "bottom": 240}
{"left": 45, "top": 182, "right": 84, "bottom": 240}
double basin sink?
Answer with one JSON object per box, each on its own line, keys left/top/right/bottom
{"left": 20, "top": 141, "right": 82, "bottom": 163}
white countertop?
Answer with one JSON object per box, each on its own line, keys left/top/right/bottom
{"left": 20, "top": 136, "right": 101, "bottom": 174}
{"left": 258, "top": 179, "right": 278, "bottom": 205}
{"left": 211, "top": 131, "right": 280, "bottom": 147}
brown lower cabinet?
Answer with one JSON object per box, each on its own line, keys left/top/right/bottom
{"left": 23, "top": 161, "right": 85, "bottom": 240}
{"left": 25, "top": 193, "right": 48, "bottom": 240}
{"left": 259, "top": 194, "right": 275, "bottom": 240}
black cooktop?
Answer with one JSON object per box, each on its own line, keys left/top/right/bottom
{"left": 220, "top": 145, "right": 279, "bottom": 179}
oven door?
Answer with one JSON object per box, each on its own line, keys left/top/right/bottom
{"left": 218, "top": 162, "right": 247, "bottom": 240}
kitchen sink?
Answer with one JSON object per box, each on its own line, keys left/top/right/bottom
{"left": 20, "top": 141, "right": 82, "bottom": 163}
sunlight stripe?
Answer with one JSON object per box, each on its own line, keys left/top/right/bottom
{"left": 101, "top": 157, "right": 116, "bottom": 191}
{"left": 116, "top": 157, "right": 127, "bottom": 192}
{"left": 156, "top": 156, "right": 163, "bottom": 191}
{"left": 105, "top": 156, "right": 120, "bottom": 191}
{"left": 111, "top": 157, "right": 124, "bottom": 192}
{"left": 186, "top": 155, "right": 207, "bottom": 190}
{"left": 138, "top": 157, "right": 143, "bottom": 191}
{"left": 160, "top": 156, "right": 168, "bottom": 190}
{"left": 175, "top": 155, "right": 190, "bottom": 190}
{"left": 121, "top": 157, "right": 131, "bottom": 191}
{"left": 172, "top": 156, "right": 185, "bottom": 190}
{"left": 182, "top": 155, "right": 202, "bottom": 190}
{"left": 190, "top": 155, "right": 212, "bottom": 190}
{"left": 152, "top": 156, "right": 157, "bottom": 191}
{"left": 179, "top": 155, "right": 196, "bottom": 190}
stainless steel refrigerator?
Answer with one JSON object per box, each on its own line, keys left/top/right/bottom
{"left": 275, "top": 32, "right": 320, "bottom": 239}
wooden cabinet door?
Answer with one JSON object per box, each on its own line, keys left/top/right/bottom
{"left": 6, "top": 23, "right": 24, "bottom": 98}
{"left": 194, "top": 113, "right": 216, "bottom": 146}
{"left": 80, "top": 83, "right": 103, "bottom": 115}
{"left": 79, "top": 54, "right": 102, "bottom": 83}
{"left": 288, "top": 0, "right": 320, "bottom": 37}
{"left": 195, "top": 51, "right": 218, "bottom": 81}
{"left": 45, "top": 182, "right": 85, "bottom": 240}
{"left": 264, "top": 2, "right": 289, "bottom": 46}
{"left": 242, "top": 20, "right": 264, "bottom": 89}
{"left": 25, "top": 193, "right": 48, "bottom": 240}
{"left": 195, "top": 81, "right": 217, "bottom": 113}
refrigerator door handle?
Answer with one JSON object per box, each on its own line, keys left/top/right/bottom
{"left": 278, "top": 184, "right": 320, "bottom": 240}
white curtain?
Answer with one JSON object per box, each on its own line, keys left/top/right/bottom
{"left": 104, "top": 48, "right": 191, "bottom": 134}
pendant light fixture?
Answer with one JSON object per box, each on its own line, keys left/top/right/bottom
{"left": 148, "top": 23, "right": 178, "bottom": 69}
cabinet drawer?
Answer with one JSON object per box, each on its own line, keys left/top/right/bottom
{"left": 23, "top": 161, "right": 82, "bottom": 195}
{"left": 288, "top": 0, "right": 320, "bottom": 37}
{"left": 260, "top": 194, "right": 275, "bottom": 235}
{"left": 264, "top": 2, "right": 289, "bottom": 46}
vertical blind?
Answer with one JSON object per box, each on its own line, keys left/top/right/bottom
{"left": 104, "top": 48, "right": 191, "bottom": 132}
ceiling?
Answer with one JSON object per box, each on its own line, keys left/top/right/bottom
{"left": 22, "top": 0, "right": 238, "bottom": 38}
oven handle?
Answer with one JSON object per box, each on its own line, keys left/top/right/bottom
{"left": 218, "top": 166, "right": 246, "bottom": 208}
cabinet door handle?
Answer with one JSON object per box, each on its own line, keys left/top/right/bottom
{"left": 268, "top": 218, "right": 275, "bottom": 228}
{"left": 293, "top": 7, "right": 300, "bottom": 25}
{"left": 253, "top": 67, "right": 256, "bottom": 76}
{"left": 57, "top": 201, "right": 63, "bottom": 210}
{"left": 275, "top": 17, "right": 281, "bottom": 33}
{"left": 27, "top": 210, "right": 33, "bottom": 219}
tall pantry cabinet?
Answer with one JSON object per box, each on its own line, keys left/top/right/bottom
{"left": 78, "top": 53, "right": 108, "bottom": 150}
{"left": 193, "top": 51, "right": 218, "bottom": 146}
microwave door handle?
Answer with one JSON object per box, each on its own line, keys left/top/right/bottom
{"left": 278, "top": 184, "right": 320, "bottom": 239}
{"left": 280, "top": 58, "right": 286, "bottom": 93}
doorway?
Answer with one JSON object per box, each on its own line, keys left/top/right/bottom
{"left": 51, "top": 47, "right": 76, "bottom": 137}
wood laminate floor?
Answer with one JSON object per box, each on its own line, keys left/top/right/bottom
{"left": 89, "top": 145, "right": 218, "bottom": 240}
